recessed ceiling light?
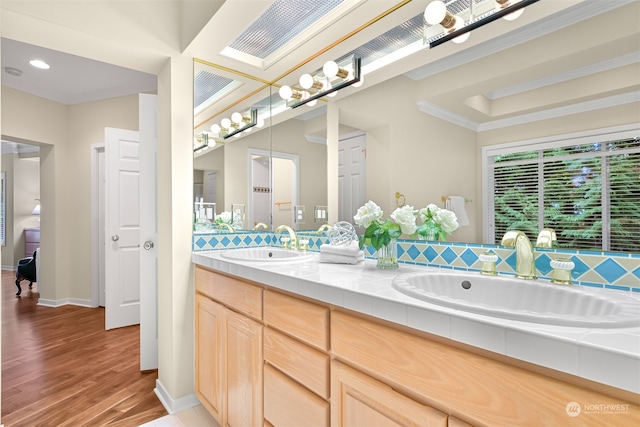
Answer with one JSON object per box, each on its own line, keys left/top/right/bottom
{"left": 29, "top": 59, "right": 50, "bottom": 69}
{"left": 4, "top": 66, "right": 23, "bottom": 76}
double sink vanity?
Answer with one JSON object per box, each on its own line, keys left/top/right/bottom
{"left": 192, "top": 241, "right": 640, "bottom": 426}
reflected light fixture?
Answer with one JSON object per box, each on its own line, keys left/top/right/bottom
{"left": 208, "top": 108, "right": 258, "bottom": 140}
{"left": 427, "top": 0, "right": 539, "bottom": 48}
{"left": 279, "top": 57, "right": 361, "bottom": 109}
{"left": 193, "top": 132, "right": 210, "bottom": 153}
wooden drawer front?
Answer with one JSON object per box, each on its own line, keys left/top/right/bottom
{"left": 448, "top": 416, "right": 474, "bottom": 427}
{"left": 332, "top": 361, "right": 448, "bottom": 427}
{"left": 195, "top": 266, "right": 262, "bottom": 320}
{"left": 263, "top": 290, "right": 329, "bottom": 350}
{"left": 25, "top": 228, "right": 40, "bottom": 243}
{"left": 332, "top": 311, "right": 640, "bottom": 426}
{"left": 264, "top": 364, "right": 329, "bottom": 427}
{"left": 264, "top": 327, "right": 330, "bottom": 399}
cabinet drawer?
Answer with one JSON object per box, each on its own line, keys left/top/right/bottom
{"left": 195, "top": 266, "right": 262, "bottom": 320}
{"left": 264, "top": 290, "right": 329, "bottom": 350}
{"left": 264, "top": 327, "right": 330, "bottom": 399}
{"left": 264, "top": 364, "right": 329, "bottom": 427}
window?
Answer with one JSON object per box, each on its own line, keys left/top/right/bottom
{"left": 483, "top": 128, "right": 640, "bottom": 252}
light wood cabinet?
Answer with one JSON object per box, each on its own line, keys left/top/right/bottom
{"left": 195, "top": 265, "right": 639, "bottom": 427}
{"left": 331, "top": 310, "right": 640, "bottom": 426}
{"left": 225, "top": 308, "right": 263, "bottom": 427}
{"left": 263, "top": 290, "right": 331, "bottom": 427}
{"left": 195, "top": 294, "right": 224, "bottom": 423}
{"left": 264, "top": 364, "right": 329, "bottom": 427}
{"left": 195, "top": 266, "right": 263, "bottom": 427}
{"left": 332, "top": 360, "right": 448, "bottom": 427}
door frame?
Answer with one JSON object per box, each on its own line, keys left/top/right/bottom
{"left": 90, "top": 143, "right": 105, "bottom": 308}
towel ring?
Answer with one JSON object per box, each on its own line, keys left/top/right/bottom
{"left": 395, "top": 192, "right": 406, "bottom": 207}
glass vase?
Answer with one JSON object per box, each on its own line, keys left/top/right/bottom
{"left": 376, "top": 239, "right": 398, "bottom": 270}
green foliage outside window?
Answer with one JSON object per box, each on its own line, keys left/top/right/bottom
{"left": 492, "top": 138, "right": 640, "bottom": 252}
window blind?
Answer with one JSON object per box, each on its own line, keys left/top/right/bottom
{"left": 488, "top": 136, "right": 640, "bottom": 252}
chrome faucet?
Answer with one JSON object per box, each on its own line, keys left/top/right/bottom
{"left": 276, "top": 225, "right": 298, "bottom": 250}
{"left": 500, "top": 230, "right": 536, "bottom": 280}
{"left": 253, "top": 222, "right": 268, "bottom": 231}
{"left": 535, "top": 228, "right": 557, "bottom": 248}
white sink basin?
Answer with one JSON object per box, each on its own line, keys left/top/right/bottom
{"left": 220, "top": 247, "right": 314, "bottom": 263}
{"left": 392, "top": 272, "right": 640, "bottom": 328}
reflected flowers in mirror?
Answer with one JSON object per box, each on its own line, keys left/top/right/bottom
{"left": 417, "top": 203, "right": 459, "bottom": 241}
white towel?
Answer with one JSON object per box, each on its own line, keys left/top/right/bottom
{"left": 320, "top": 240, "right": 361, "bottom": 256}
{"left": 446, "top": 196, "right": 469, "bottom": 227}
{"left": 319, "top": 252, "right": 364, "bottom": 264}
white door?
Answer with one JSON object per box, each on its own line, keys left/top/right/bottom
{"left": 206, "top": 171, "right": 216, "bottom": 203}
{"left": 105, "top": 127, "right": 141, "bottom": 330}
{"left": 338, "top": 132, "right": 367, "bottom": 223}
{"left": 139, "top": 93, "right": 158, "bottom": 370}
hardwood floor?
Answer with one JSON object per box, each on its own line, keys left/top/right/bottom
{"left": 1, "top": 270, "right": 167, "bottom": 426}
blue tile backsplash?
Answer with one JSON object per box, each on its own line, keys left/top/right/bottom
{"left": 193, "top": 232, "right": 640, "bottom": 293}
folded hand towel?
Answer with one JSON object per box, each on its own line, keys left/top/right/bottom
{"left": 446, "top": 195, "right": 469, "bottom": 227}
{"left": 319, "top": 252, "right": 364, "bottom": 265}
{"left": 320, "top": 240, "right": 361, "bottom": 256}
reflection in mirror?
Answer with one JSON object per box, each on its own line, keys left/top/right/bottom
{"left": 193, "top": 1, "right": 639, "bottom": 252}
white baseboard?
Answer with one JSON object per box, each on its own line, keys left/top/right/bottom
{"left": 37, "top": 298, "right": 93, "bottom": 308}
{"left": 2, "top": 265, "right": 17, "bottom": 271}
{"left": 154, "top": 379, "right": 200, "bottom": 415}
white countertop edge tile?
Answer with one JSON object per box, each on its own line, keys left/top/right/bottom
{"left": 192, "top": 251, "right": 640, "bottom": 394}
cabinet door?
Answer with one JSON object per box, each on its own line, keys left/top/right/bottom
{"left": 195, "top": 294, "right": 225, "bottom": 425}
{"left": 225, "top": 307, "right": 263, "bottom": 427}
{"left": 332, "top": 361, "right": 448, "bottom": 427}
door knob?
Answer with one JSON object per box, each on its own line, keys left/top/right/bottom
{"left": 111, "top": 234, "right": 119, "bottom": 241}
{"left": 143, "top": 241, "right": 154, "bottom": 250}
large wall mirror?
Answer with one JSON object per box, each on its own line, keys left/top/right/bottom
{"left": 192, "top": 0, "right": 639, "bottom": 252}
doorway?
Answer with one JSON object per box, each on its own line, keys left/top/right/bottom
{"left": 248, "top": 149, "right": 299, "bottom": 230}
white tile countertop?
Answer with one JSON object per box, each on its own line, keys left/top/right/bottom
{"left": 192, "top": 250, "right": 640, "bottom": 394}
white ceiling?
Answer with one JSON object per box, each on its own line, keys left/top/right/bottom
{"left": 0, "top": 0, "right": 638, "bottom": 137}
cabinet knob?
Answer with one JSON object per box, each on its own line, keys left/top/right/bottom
{"left": 111, "top": 234, "right": 119, "bottom": 242}
{"left": 143, "top": 241, "right": 154, "bottom": 250}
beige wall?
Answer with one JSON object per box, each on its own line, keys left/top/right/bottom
{"left": 1, "top": 86, "right": 139, "bottom": 301}
{"left": 336, "top": 76, "right": 478, "bottom": 243}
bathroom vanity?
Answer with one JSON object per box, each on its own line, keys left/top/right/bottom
{"left": 193, "top": 250, "right": 640, "bottom": 426}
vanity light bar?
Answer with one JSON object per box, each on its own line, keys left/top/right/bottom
{"left": 429, "top": 0, "right": 540, "bottom": 48}
{"left": 288, "top": 57, "right": 362, "bottom": 109}
{"left": 223, "top": 108, "right": 258, "bottom": 139}
{"left": 193, "top": 132, "right": 210, "bottom": 153}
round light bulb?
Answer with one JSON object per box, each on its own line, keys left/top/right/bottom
{"left": 306, "top": 98, "right": 317, "bottom": 107}
{"left": 323, "top": 61, "right": 339, "bottom": 78}
{"left": 279, "top": 85, "right": 292, "bottom": 100}
{"left": 244, "top": 127, "right": 252, "bottom": 133}
{"left": 231, "top": 112, "right": 243, "bottom": 123}
{"left": 452, "top": 16, "right": 470, "bottom": 43}
{"left": 234, "top": 133, "right": 241, "bottom": 138}
{"left": 256, "top": 117, "right": 265, "bottom": 128}
{"left": 210, "top": 124, "right": 221, "bottom": 134}
{"left": 424, "top": 1, "right": 447, "bottom": 26}
{"left": 299, "top": 74, "right": 314, "bottom": 89}
{"left": 221, "top": 118, "right": 231, "bottom": 128}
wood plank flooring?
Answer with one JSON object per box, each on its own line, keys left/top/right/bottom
{"left": 1, "top": 270, "right": 167, "bottom": 426}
